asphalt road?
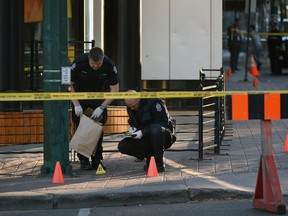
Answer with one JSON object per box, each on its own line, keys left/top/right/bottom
{"left": 1, "top": 199, "right": 286, "bottom": 216}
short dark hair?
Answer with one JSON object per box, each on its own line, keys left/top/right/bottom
{"left": 88, "top": 47, "right": 104, "bottom": 62}
{"left": 250, "top": 24, "right": 256, "bottom": 31}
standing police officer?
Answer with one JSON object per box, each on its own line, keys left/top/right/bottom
{"left": 267, "top": 18, "right": 282, "bottom": 75}
{"left": 227, "top": 18, "right": 242, "bottom": 73}
{"left": 70, "top": 47, "right": 119, "bottom": 170}
{"left": 118, "top": 91, "right": 176, "bottom": 172}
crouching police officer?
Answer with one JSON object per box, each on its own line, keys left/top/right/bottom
{"left": 118, "top": 91, "right": 176, "bottom": 172}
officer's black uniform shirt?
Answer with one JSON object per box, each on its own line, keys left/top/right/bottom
{"left": 127, "top": 99, "right": 170, "bottom": 137}
{"left": 268, "top": 28, "right": 282, "bottom": 50}
{"left": 71, "top": 53, "right": 118, "bottom": 92}
{"left": 70, "top": 53, "right": 118, "bottom": 107}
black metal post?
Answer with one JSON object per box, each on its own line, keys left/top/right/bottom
{"left": 29, "top": 40, "right": 34, "bottom": 91}
{"left": 244, "top": 0, "right": 251, "bottom": 82}
{"left": 214, "top": 78, "right": 221, "bottom": 154}
{"left": 198, "top": 80, "right": 204, "bottom": 160}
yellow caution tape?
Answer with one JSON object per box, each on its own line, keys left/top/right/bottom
{"left": 257, "top": 32, "right": 288, "bottom": 36}
{"left": 223, "top": 31, "right": 288, "bottom": 37}
{"left": 0, "top": 91, "right": 288, "bottom": 101}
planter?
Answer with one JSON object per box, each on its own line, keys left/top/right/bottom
{"left": 0, "top": 106, "right": 129, "bottom": 146}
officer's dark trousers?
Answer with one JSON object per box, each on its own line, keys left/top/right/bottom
{"left": 269, "top": 48, "right": 281, "bottom": 74}
{"left": 229, "top": 43, "right": 241, "bottom": 72}
{"left": 118, "top": 124, "right": 171, "bottom": 160}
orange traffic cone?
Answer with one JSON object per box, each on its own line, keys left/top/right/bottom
{"left": 250, "top": 54, "right": 261, "bottom": 76}
{"left": 253, "top": 120, "right": 286, "bottom": 214}
{"left": 283, "top": 135, "right": 288, "bottom": 152}
{"left": 147, "top": 156, "right": 159, "bottom": 177}
{"left": 253, "top": 76, "right": 258, "bottom": 87}
{"left": 52, "top": 161, "right": 64, "bottom": 184}
{"left": 253, "top": 156, "right": 286, "bottom": 213}
{"left": 227, "top": 67, "right": 232, "bottom": 77}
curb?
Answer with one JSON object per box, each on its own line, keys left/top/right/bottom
{"left": 188, "top": 188, "right": 253, "bottom": 201}
{"left": 0, "top": 187, "right": 253, "bottom": 210}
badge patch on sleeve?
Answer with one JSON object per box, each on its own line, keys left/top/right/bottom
{"left": 155, "top": 103, "right": 162, "bottom": 112}
{"left": 70, "top": 63, "right": 76, "bottom": 70}
{"left": 113, "top": 66, "right": 117, "bottom": 74}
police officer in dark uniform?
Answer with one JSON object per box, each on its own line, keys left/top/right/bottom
{"left": 227, "top": 18, "right": 242, "bottom": 73}
{"left": 118, "top": 91, "right": 176, "bottom": 172}
{"left": 70, "top": 47, "right": 119, "bottom": 170}
{"left": 267, "top": 18, "right": 282, "bottom": 75}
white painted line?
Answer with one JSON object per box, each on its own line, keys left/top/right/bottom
{"left": 78, "top": 208, "right": 91, "bottom": 216}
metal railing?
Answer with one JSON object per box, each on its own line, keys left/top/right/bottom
{"left": 198, "top": 68, "right": 225, "bottom": 159}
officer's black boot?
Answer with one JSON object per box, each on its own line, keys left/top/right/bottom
{"left": 78, "top": 153, "right": 92, "bottom": 170}
{"left": 91, "top": 157, "right": 106, "bottom": 170}
{"left": 155, "top": 156, "right": 165, "bottom": 172}
{"left": 80, "top": 159, "right": 92, "bottom": 170}
{"left": 143, "top": 156, "right": 165, "bottom": 173}
{"left": 143, "top": 156, "right": 150, "bottom": 172}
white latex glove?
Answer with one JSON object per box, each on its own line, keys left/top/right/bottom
{"left": 91, "top": 106, "right": 104, "bottom": 119}
{"left": 74, "top": 105, "right": 83, "bottom": 117}
{"left": 132, "top": 130, "right": 143, "bottom": 139}
{"left": 128, "top": 127, "right": 137, "bottom": 134}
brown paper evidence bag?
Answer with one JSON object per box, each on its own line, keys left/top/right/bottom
{"left": 69, "top": 108, "right": 103, "bottom": 158}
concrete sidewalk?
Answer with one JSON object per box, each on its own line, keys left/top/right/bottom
{"left": 1, "top": 52, "right": 288, "bottom": 210}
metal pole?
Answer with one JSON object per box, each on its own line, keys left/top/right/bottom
{"left": 214, "top": 78, "right": 220, "bottom": 154}
{"left": 244, "top": 0, "right": 252, "bottom": 82}
{"left": 198, "top": 79, "right": 204, "bottom": 160}
{"left": 41, "top": 0, "right": 71, "bottom": 175}
{"left": 29, "top": 40, "right": 34, "bottom": 91}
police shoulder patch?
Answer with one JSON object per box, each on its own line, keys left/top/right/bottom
{"left": 70, "top": 63, "right": 76, "bottom": 70}
{"left": 155, "top": 103, "right": 162, "bottom": 112}
{"left": 113, "top": 66, "right": 117, "bottom": 74}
